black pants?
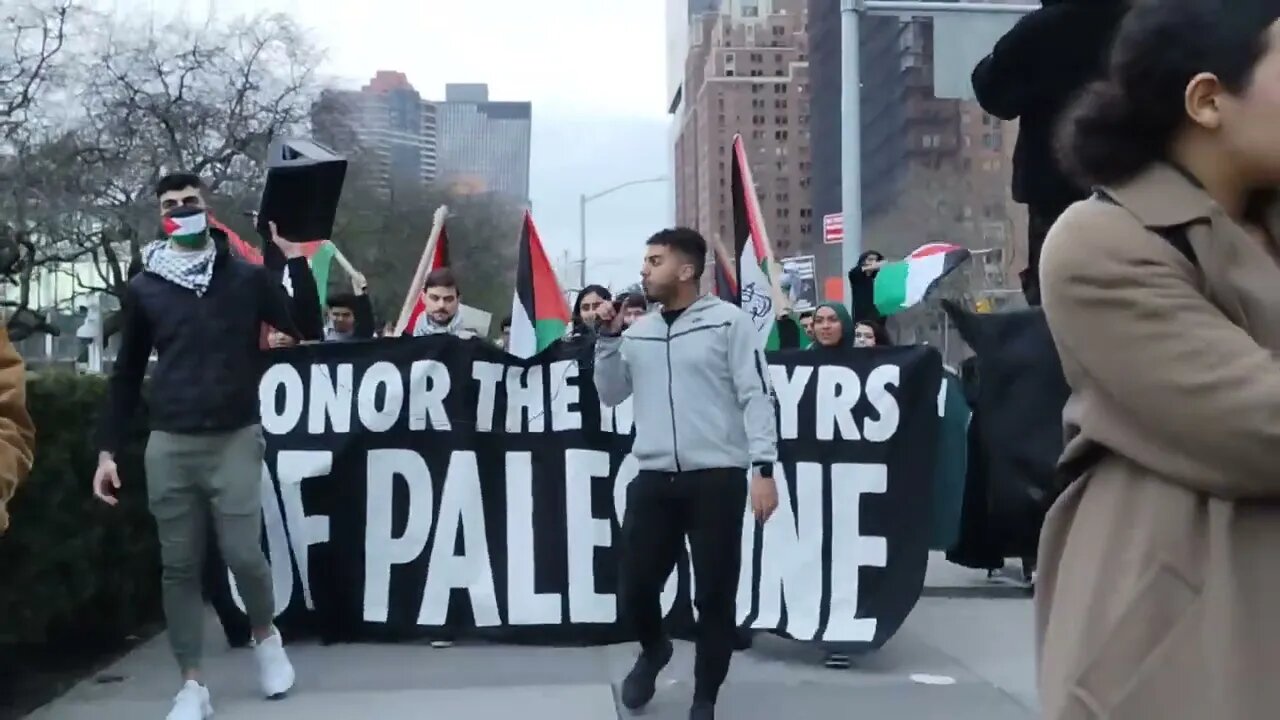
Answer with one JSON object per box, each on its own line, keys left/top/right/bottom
{"left": 620, "top": 468, "right": 747, "bottom": 702}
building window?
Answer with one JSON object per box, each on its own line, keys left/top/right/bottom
{"left": 726, "top": 53, "right": 736, "bottom": 65}
{"left": 776, "top": 207, "right": 791, "bottom": 219}
{"left": 800, "top": 207, "right": 812, "bottom": 218}
{"left": 774, "top": 130, "right": 789, "bottom": 141}
{"left": 752, "top": 85, "right": 762, "bottom": 94}
{"left": 752, "top": 115, "right": 765, "bottom": 125}
{"left": 751, "top": 53, "right": 763, "bottom": 62}
{"left": 773, "top": 25, "right": 785, "bottom": 36}
{"left": 718, "top": 114, "right": 725, "bottom": 126}
{"left": 752, "top": 129, "right": 765, "bottom": 140}
{"left": 776, "top": 115, "right": 788, "bottom": 125}
{"left": 798, "top": 114, "right": 810, "bottom": 125}
{"left": 775, "top": 99, "right": 788, "bottom": 109}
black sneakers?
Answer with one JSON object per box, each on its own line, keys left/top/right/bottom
{"left": 689, "top": 699, "right": 715, "bottom": 719}
{"left": 620, "top": 638, "right": 674, "bottom": 710}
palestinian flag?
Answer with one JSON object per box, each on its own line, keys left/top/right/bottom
{"left": 294, "top": 241, "right": 338, "bottom": 306}
{"left": 731, "top": 134, "right": 784, "bottom": 350}
{"left": 508, "top": 211, "right": 570, "bottom": 359}
{"left": 403, "top": 225, "right": 451, "bottom": 333}
{"left": 873, "top": 242, "right": 971, "bottom": 317}
{"left": 209, "top": 216, "right": 263, "bottom": 264}
{"left": 162, "top": 210, "right": 208, "bottom": 243}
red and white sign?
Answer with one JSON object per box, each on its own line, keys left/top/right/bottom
{"left": 823, "top": 213, "right": 844, "bottom": 244}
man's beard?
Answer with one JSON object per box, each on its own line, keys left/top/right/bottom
{"left": 429, "top": 311, "right": 453, "bottom": 324}
{"left": 642, "top": 280, "right": 672, "bottom": 305}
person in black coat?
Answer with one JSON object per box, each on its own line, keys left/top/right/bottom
{"left": 971, "top": 0, "right": 1129, "bottom": 306}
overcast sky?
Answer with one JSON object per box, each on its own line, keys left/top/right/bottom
{"left": 101, "top": 0, "right": 675, "bottom": 291}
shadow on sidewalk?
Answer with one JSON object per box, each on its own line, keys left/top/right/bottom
{"left": 0, "top": 626, "right": 161, "bottom": 720}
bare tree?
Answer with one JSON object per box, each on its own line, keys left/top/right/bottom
{"left": 0, "top": 1, "right": 74, "bottom": 328}
{"left": 0, "top": 0, "right": 70, "bottom": 142}
{"left": 37, "top": 12, "right": 322, "bottom": 303}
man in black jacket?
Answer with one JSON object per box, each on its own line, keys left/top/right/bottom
{"left": 971, "top": 0, "right": 1127, "bottom": 305}
{"left": 91, "top": 184, "right": 300, "bottom": 720}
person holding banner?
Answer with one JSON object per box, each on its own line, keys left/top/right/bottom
{"left": 92, "top": 199, "right": 300, "bottom": 720}
{"left": 409, "top": 268, "right": 476, "bottom": 339}
{"left": 595, "top": 227, "right": 778, "bottom": 720}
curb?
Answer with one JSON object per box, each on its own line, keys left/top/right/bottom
{"left": 921, "top": 584, "right": 1033, "bottom": 600}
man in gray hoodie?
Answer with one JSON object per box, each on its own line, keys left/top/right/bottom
{"left": 594, "top": 227, "right": 779, "bottom": 720}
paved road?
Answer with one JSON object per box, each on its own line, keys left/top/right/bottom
{"left": 29, "top": 557, "right": 1037, "bottom": 719}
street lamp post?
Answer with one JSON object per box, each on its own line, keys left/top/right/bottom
{"left": 579, "top": 176, "right": 669, "bottom": 288}
{"left": 839, "top": 0, "right": 1036, "bottom": 310}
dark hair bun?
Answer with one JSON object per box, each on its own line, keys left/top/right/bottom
{"left": 1056, "top": 79, "right": 1171, "bottom": 188}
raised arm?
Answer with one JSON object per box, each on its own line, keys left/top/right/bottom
{"left": 284, "top": 257, "right": 324, "bottom": 341}
{"left": 593, "top": 335, "right": 633, "bottom": 407}
{"left": 1041, "top": 204, "right": 1280, "bottom": 499}
{"left": 727, "top": 312, "right": 777, "bottom": 466}
{"left": 257, "top": 266, "right": 303, "bottom": 341}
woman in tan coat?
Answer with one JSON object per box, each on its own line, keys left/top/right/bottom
{"left": 1037, "top": 1, "right": 1280, "bottom": 718}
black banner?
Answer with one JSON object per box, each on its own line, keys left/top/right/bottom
{"left": 211, "top": 337, "right": 941, "bottom": 652}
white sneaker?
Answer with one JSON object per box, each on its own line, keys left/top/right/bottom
{"left": 166, "top": 680, "right": 213, "bottom": 719}
{"left": 430, "top": 640, "right": 453, "bottom": 648}
{"left": 252, "top": 627, "right": 296, "bottom": 699}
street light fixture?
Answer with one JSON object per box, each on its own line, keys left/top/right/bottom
{"left": 578, "top": 176, "right": 669, "bottom": 288}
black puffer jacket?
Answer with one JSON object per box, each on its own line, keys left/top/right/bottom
{"left": 96, "top": 245, "right": 301, "bottom": 453}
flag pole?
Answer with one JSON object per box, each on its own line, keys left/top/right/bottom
{"left": 710, "top": 234, "right": 738, "bottom": 286}
{"left": 327, "top": 241, "right": 359, "bottom": 279}
{"left": 395, "top": 205, "right": 449, "bottom": 335}
{"left": 733, "top": 136, "right": 791, "bottom": 316}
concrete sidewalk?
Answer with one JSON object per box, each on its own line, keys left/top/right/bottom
{"left": 26, "top": 591, "right": 1036, "bottom": 720}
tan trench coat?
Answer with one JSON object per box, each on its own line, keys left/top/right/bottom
{"left": 1044, "top": 163, "right": 1280, "bottom": 717}
{"left": 0, "top": 326, "right": 34, "bottom": 532}
{"left": 1037, "top": 164, "right": 1280, "bottom": 720}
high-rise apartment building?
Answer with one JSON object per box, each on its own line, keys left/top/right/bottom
{"left": 672, "top": 0, "right": 812, "bottom": 268}
{"left": 666, "top": 0, "right": 724, "bottom": 115}
{"left": 433, "top": 84, "right": 532, "bottom": 200}
{"left": 807, "top": 6, "right": 1021, "bottom": 300}
{"left": 312, "top": 71, "right": 437, "bottom": 192}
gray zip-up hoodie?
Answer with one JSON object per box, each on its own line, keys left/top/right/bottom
{"left": 594, "top": 294, "right": 778, "bottom": 473}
